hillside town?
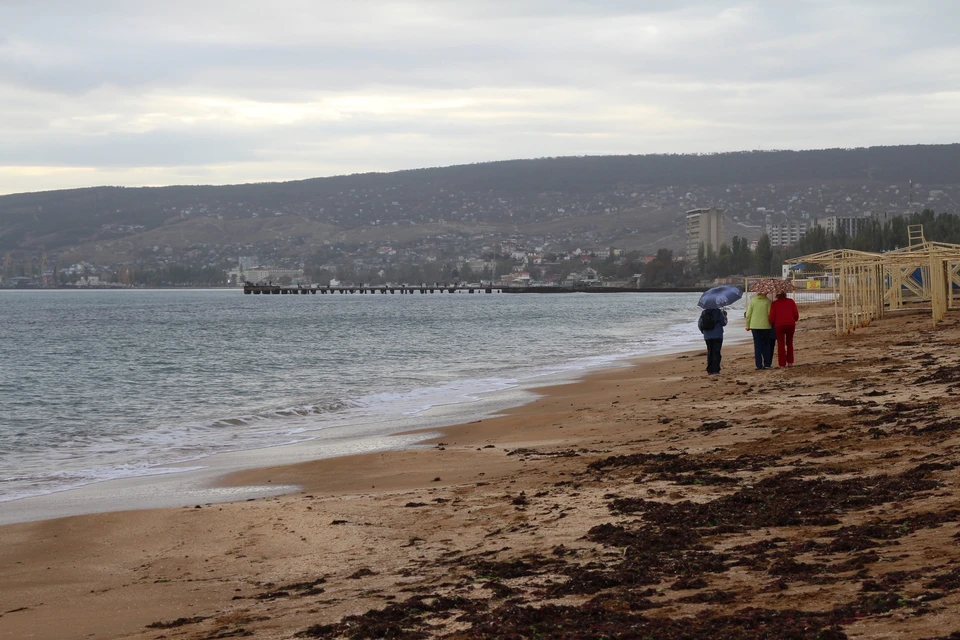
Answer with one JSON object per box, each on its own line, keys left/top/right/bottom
{"left": 4, "top": 199, "right": 957, "bottom": 290}
{"left": 2, "top": 149, "right": 959, "bottom": 289}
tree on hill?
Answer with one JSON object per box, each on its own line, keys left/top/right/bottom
{"left": 642, "top": 248, "right": 690, "bottom": 286}
{"left": 754, "top": 234, "right": 774, "bottom": 275}
{"left": 730, "top": 236, "right": 752, "bottom": 275}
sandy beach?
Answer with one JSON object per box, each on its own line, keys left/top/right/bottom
{"left": 4, "top": 305, "right": 960, "bottom": 639}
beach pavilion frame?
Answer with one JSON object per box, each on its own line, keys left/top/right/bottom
{"left": 785, "top": 226, "right": 960, "bottom": 335}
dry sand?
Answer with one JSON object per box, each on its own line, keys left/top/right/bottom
{"left": 3, "top": 306, "right": 960, "bottom": 639}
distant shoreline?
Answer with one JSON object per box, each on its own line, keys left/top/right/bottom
{"left": 1, "top": 285, "right": 711, "bottom": 293}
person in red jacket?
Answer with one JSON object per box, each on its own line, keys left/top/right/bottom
{"left": 768, "top": 292, "right": 800, "bottom": 367}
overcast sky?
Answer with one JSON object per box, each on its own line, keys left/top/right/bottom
{"left": 1, "top": 0, "right": 958, "bottom": 195}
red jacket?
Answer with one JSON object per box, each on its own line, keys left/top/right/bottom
{"left": 768, "top": 297, "right": 799, "bottom": 327}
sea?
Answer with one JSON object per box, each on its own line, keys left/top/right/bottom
{"left": 0, "top": 289, "right": 738, "bottom": 523}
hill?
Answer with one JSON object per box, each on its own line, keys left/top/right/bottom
{"left": 1, "top": 144, "right": 959, "bottom": 268}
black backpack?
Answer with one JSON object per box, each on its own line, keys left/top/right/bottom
{"left": 700, "top": 309, "right": 716, "bottom": 331}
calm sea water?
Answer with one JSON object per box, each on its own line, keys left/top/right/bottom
{"left": 0, "top": 289, "right": 711, "bottom": 504}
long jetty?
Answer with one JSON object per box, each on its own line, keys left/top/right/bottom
{"left": 244, "top": 284, "right": 502, "bottom": 295}
{"left": 243, "top": 284, "right": 707, "bottom": 295}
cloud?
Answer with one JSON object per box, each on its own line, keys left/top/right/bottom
{"left": 0, "top": 0, "right": 958, "bottom": 194}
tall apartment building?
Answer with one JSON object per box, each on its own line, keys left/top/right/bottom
{"left": 685, "top": 208, "right": 724, "bottom": 262}
{"left": 811, "top": 211, "right": 903, "bottom": 238}
{"left": 812, "top": 215, "right": 870, "bottom": 237}
{"left": 766, "top": 221, "right": 808, "bottom": 247}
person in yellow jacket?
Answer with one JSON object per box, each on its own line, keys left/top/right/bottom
{"left": 744, "top": 293, "right": 774, "bottom": 369}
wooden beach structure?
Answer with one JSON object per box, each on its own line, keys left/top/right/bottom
{"left": 785, "top": 225, "right": 960, "bottom": 335}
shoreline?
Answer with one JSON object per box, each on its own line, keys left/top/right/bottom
{"left": 216, "top": 346, "right": 705, "bottom": 496}
{"left": 0, "top": 317, "right": 748, "bottom": 526}
{"left": 7, "top": 313, "right": 869, "bottom": 640}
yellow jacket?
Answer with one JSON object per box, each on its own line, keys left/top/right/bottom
{"left": 745, "top": 295, "right": 772, "bottom": 330}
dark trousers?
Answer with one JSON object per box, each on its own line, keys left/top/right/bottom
{"left": 751, "top": 328, "right": 774, "bottom": 369}
{"left": 775, "top": 324, "right": 796, "bottom": 367}
{"left": 705, "top": 338, "right": 723, "bottom": 374}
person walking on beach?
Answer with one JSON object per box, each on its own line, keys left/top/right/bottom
{"left": 744, "top": 292, "right": 774, "bottom": 370}
{"left": 769, "top": 291, "right": 800, "bottom": 367}
{"left": 698, "top": 306, "right": 727, "bottom": 375}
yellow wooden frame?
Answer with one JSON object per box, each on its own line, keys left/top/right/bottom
{"left": 786, "top": 226, "right": 960, "bottom": 334}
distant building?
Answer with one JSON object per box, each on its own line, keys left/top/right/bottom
{"left": 812, "top": 211, "right": 900, "bottom": 238}
{"left": 809, "top": 211, "right": 905, "bottom": 239}
{"left": 564, "top": 268, "right": 599, "bottom": 285}
{"left": 228, "top": 266, "right": 305, "bottom": 285}
{"left": 813, "top": 215, "right": 865, "bottom": 237}
{"left": 864, "top": 210, "right": 902, "bottom": 225}
{"left": 465, "top": 258, "right": 494, "bottom": 272}
{"left": 766, "top": 221, "right": 808, "bottom": 247}
{"left": 685, "top": 208, "right": 724, "bottom": 262}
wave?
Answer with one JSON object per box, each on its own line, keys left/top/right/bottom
{"left": 0, "top": 292, "right": 711, "bottom": 505}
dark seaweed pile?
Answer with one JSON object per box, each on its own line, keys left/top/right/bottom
{"left": 285, "top": 337, "right": 960, "bottom": 640}
{"left": 290, "top": 451, "right": 960, "bottom": 640}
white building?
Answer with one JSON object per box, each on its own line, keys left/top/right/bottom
{"left": 465, "top": 258, "right": 494, "bottom": 273}
{"left": 766, "top": 221, "right": 808, "bottom": 247}
{"left": 229, "top": 266, "right": 306, "bottom": 285}
{"left": 564, "top": 268, "right": 600, "bottom": 285}
{"left": 685, "top": 208, "right": 724, "bottom": 262}
{"left": 812, "top": 213, "right": 892, "bottom": 238}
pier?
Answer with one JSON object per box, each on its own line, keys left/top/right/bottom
{"left": 243, "top": 283, "right": 708, "bottom": 295}
{"left": 244, "top": 284, "right": 503, "bottom": 295}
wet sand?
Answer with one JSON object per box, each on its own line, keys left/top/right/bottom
{"left": 3, "top": 306, "right": 960, "bottom": 639}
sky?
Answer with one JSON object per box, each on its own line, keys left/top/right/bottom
{"left": 1, "top": 0, "right": 958, "bottom": 195}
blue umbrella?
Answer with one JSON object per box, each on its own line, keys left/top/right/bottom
{"left": 698, "top": 285, "right": 743, "bottom": 310}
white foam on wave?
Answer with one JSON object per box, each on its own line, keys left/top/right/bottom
{"left": 0, "top": 463, "right": 209, "bottom": 504}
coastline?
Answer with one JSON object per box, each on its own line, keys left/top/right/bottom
{"left": 0, "top": 314, "right": 747, "bottom": 526}
{"left": 0, "top": 347, "right": 715, "bottom": 640}
{"left": 217, "top": 348, "right": 703, "bottom": 496}
{"left": 220, "top": 317, "right": 753, "bottom": 497}
{"left": 1, "top": 289, "right": 726, "bottom": 516}
{"left": 20, "top": 313, "right": 914, "bottom": 639}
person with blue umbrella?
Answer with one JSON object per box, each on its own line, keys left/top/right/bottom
{"left": 697, "top": 286, "right": 742, "bottom": 375}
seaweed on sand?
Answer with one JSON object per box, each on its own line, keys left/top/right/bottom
{"left": 676, "top": 589, "right": 737, "bottom": 604}
{"left": 925, "top": 566, "right": 960, "bottom": 591}
{"left": 694, "top": 420, "right": 734, "bottom": 432}
{"left": 454, "top": 603, "right": 848, "bottom": 640}
{"left": 818, "top": 509, "right": 960, "bottom": 546}
{"left": 295, "top": 446, "right": 955, "bottom": 638}
{"left": 469, "top": 554, "right": 560, "bottom": 580}
{"left": 296, "top": 595, "right": 487, "bottom": 639}
{"left": 255, "top": 577, "right": 327, "bottom": 600}
{"left": 297, "top": 599, "right": 862, "bottom": 639}
{"left": 146, "top": 616, "right": 209, "bottom": 629}
{"left": 916, "top": 365, "right": 960, "bottom": 385}
{"left": 656, "top": 471, "right": 741, "bottom": 486}
{"left": 609, "top": 465, "right": 942, "bottom": 530}
{"left": 569, "top": 523, "right": 729, "bottom": 591}
{"left": 538, "top": 465, "right": 948, "bottom": 600}
{"left": 588, "top": 452, "right": 780, "bottom": 474}
{"left": 860, "top": 569, "right": 930, "bottom": 592}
